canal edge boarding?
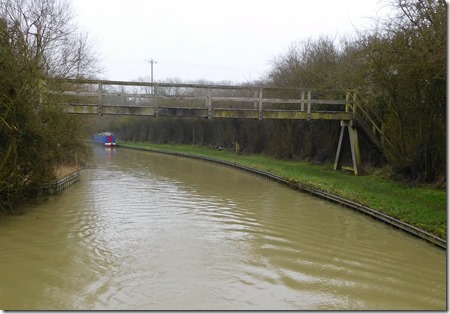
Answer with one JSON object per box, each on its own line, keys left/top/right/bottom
{"left": 43, "top": 170, "right": 80, "bottom": 195}
{"left": 120, "top": 144, "right": 446, "bottom": 250}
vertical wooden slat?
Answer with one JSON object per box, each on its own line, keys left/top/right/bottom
{"left": 154, "top": 85, "right": 159, "bottom": 117}
{"left": 206, "top": 87, "right": 212, "bottom": 119}
{"left": 345, "top": 91, "right": 350, "bottom": 112}
{"left": 301, "top": 91, "right": 305, "bottom": 112}
{"left": 98, "top": 82, "right": 103, "bottom": 116}
{"left": 258, "top": 88, "right": 263, "bottom": 120}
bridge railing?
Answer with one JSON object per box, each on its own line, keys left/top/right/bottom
{"left": 46, "top": 78, "right": 356, "bottom": 121}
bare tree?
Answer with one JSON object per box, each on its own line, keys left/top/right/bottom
{"left": 0, "top": 0, "right": 100, "bottom": 78}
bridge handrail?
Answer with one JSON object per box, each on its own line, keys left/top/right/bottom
{"left": 47, "top": 77, "right": 355, "bottom": 94}
{"left": 348, "top": 91, "right": 394, "bottom": 149}
{"left": 48, "top": 78, "right": 359, "bottom": 121}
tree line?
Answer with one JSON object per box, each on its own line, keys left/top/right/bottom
{"left": 0, "top": 0, "right": 97, "bottom": 213}
{"left": 106, "top": 0, "right": 446, "bottom": 184}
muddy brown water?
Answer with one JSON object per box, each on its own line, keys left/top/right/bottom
{"left": 0, "top": 146, "right": 446, "bottom": 310}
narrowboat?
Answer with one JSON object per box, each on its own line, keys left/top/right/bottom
{"left": 93, "top": 132, "right": 117, "bottom": 147}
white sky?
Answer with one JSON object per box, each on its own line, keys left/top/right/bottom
{"left": 72, "top": 0, "right": 390, "bottom": 83}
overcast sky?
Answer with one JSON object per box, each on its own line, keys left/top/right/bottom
{"left": 72, "top": 0, "right": 390, "bottom": 83}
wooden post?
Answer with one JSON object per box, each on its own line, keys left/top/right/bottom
{"left": 206, "top": 87, "right": 212, "bottom": 119}
{"left": 345, "top": 91, "right": 350, "bottom": 112}
{"left": 98, "top": 82, "right": 103, "bottom": 116}
{"left": 301, "top": 91, "right": 305, "bottom": 112}
{"left": 154, "top": 85, "right": 158, "bottom": 117}
{"left": 258, "top": 88, "right": 263, "bottom": 120}
{"left": 334, "top": 120, "right": 362, "bottom": 175}
{"left": 348, "top": 123, "right": 361, "bottom": 175}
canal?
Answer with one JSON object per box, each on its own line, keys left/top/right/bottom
{"left": 0, "top": 146, "right": 446, "bottom": 310}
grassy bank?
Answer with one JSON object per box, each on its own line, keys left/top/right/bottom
{"left": 120, "top": 141, "right": 446, "bottom": 239}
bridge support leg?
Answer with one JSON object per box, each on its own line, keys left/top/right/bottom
{"left": 334, "top": 120, "right": 362, "bottom": 175}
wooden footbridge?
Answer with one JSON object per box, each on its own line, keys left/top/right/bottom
{"left": 47, "top": 78, "right": 386, "bottom": 175}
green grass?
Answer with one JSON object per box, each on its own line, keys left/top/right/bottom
{"left": 120, "top": 141, "right": 447, "bottom": 239}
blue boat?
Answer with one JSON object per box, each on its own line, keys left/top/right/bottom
{"left": 93, "top": 132, "right": 117, "bottom": 147}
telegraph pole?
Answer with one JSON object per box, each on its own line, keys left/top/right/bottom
{"left": 145, "top": 58, "right": 157, "bottom": 93}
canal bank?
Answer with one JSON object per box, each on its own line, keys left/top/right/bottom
{"left": 42, "top": 166, "right": 81, "bottom": 196}
{"left": 119, "top": 142, "right": 446, "bottom": 249}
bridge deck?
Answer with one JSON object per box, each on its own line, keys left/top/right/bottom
{"left": 64, "top": 104, "right": 353, "bottom": 120}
